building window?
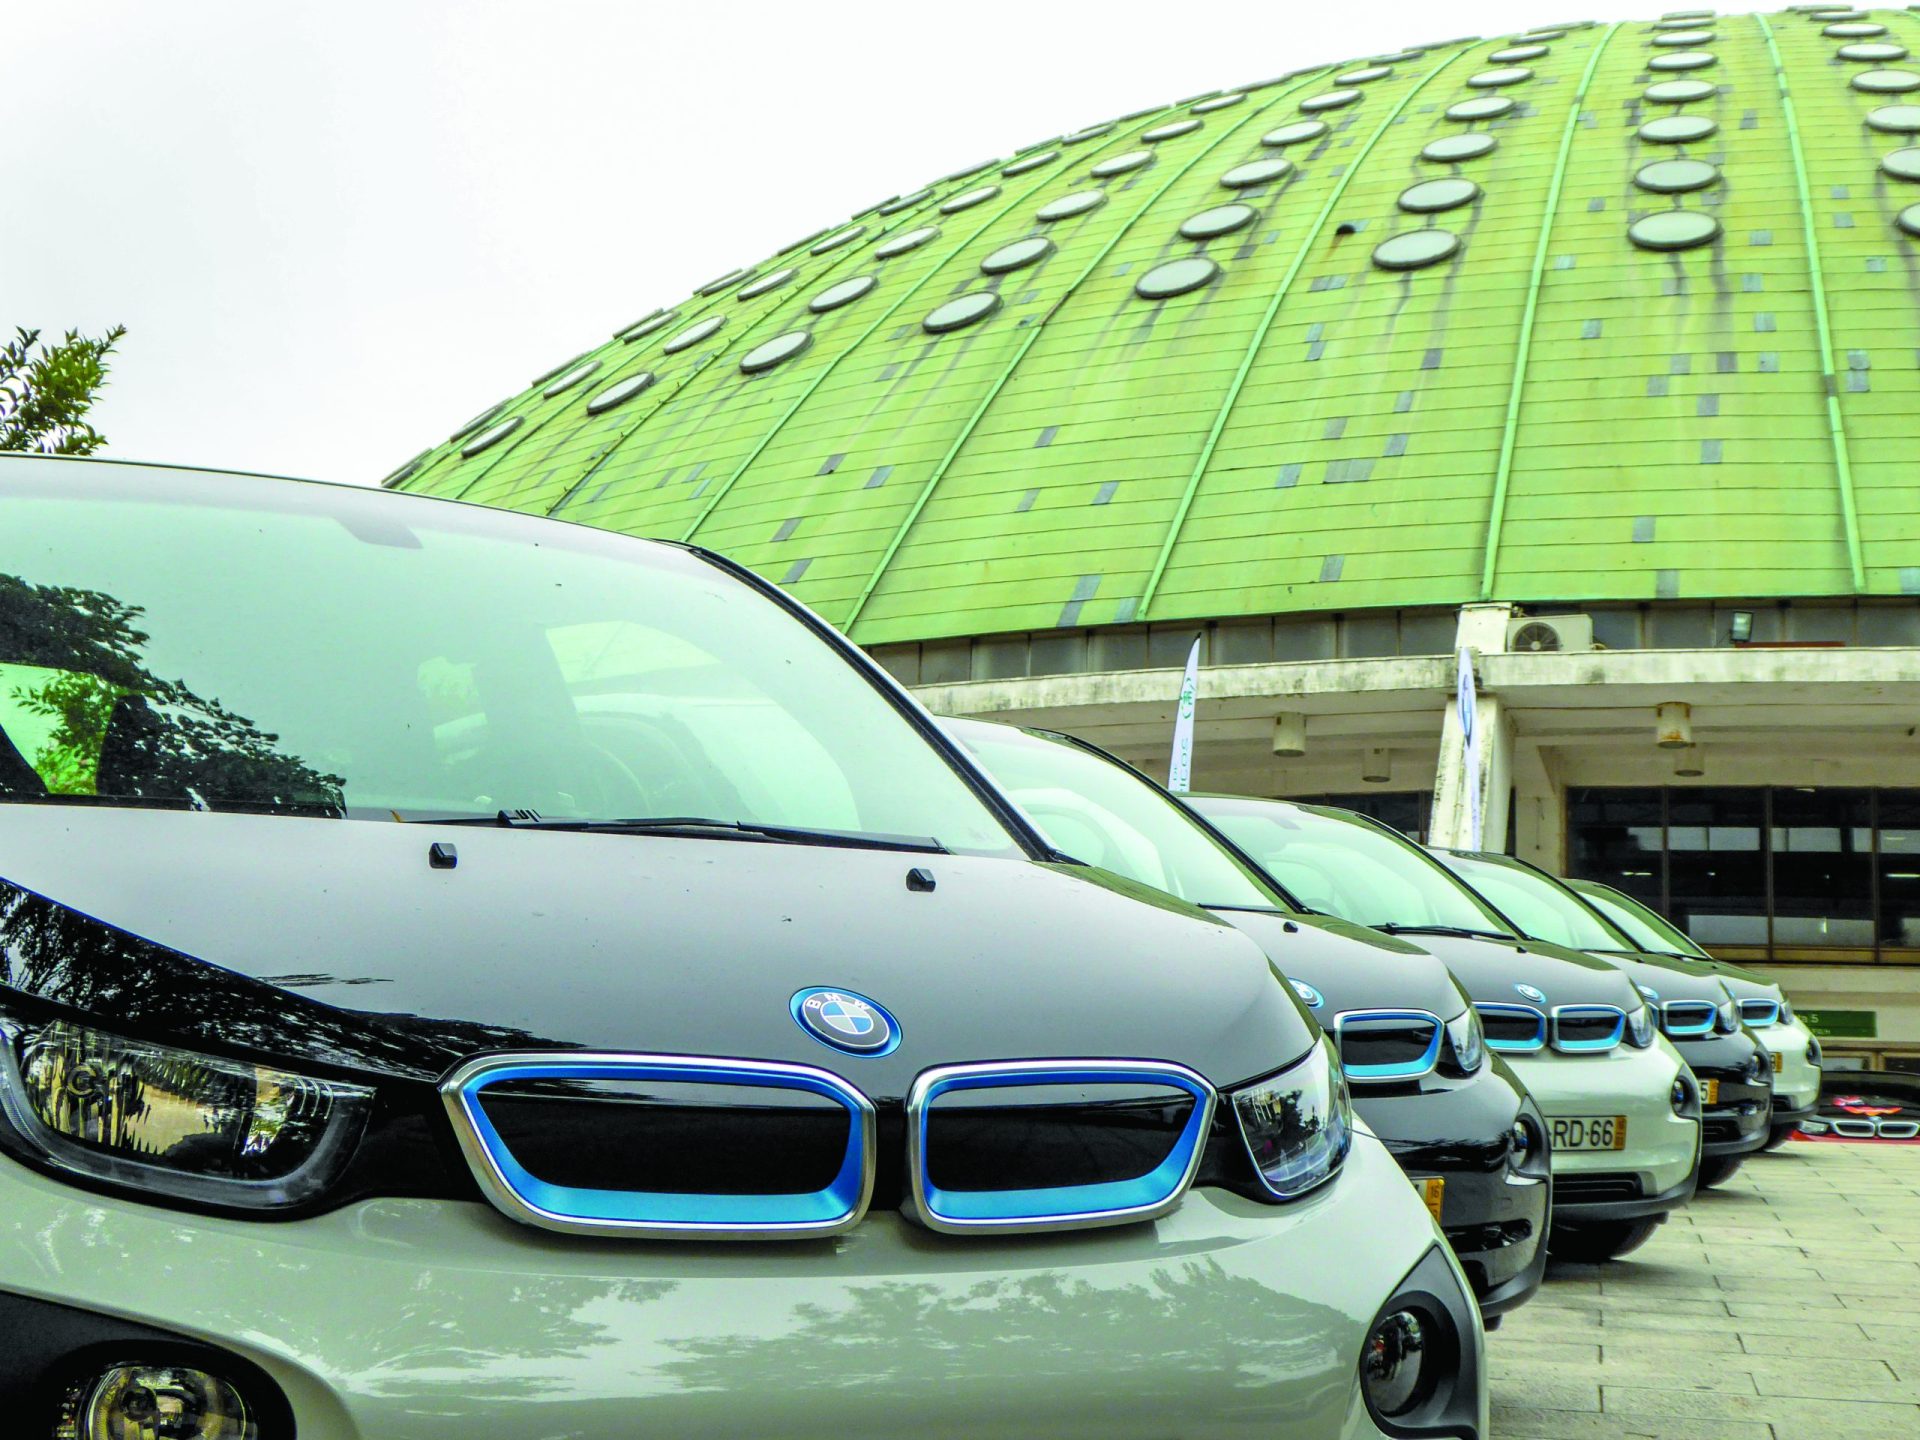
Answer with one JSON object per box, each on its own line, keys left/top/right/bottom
{"left": 1312, "top": 791, "right": 1434, "bottom": 844}
{"left": 1568, "top": 786, "right": 1920, "bottom": 964}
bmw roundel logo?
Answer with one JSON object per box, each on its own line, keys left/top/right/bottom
{"left": 1637, "top": 983, "right": 1660, "bottom": 1002}
{"left": 1514, "top": 982, "right": 1547, "bottom": 1005}
{"left": 1289, "top": 978, "right": 1325, "bottom": 1010}
{"left": 792, "top": 988, "right": 900, "bottom": 1056}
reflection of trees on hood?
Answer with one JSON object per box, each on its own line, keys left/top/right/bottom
{"left": 0, "top": 573, "right": 342, "bottom": 810}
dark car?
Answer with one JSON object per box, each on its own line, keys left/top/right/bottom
{"left": 1801, "top": 1071, "right": 1920, "bottom": 1143}
{"left": 1430, "top": 851, "right": 1773, "bottom": 1190}
{"left": 941, "top": 718, "right": 1551, "bottom": 1323}
{"left": 0, "top": 459, "right": 1486, "bottom": 1440}
{"left": 1189, "top": 796, "right": 1704, "bottom": 1265}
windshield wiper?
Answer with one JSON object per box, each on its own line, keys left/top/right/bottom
{"left": 410, "top": 810, "right": 949, "bottom": 854}
{"left": 1371, "top": 922, "right": 1518, "bottom": 941}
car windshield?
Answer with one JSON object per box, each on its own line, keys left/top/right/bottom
{"left": 1572, "top": 882, "right": 1713, "bottom": 960}
{"left": 1439, "top": 854, "right": 1627, "bottom": 951}
{"left": 1190, "top": 797, "right": 1511, "bottom": 934}
{"left": 0, "top": 465, "right": 1020, "bottom": 856}
{"left": 945, "top": 721, "right": 1281, "bottom": 910}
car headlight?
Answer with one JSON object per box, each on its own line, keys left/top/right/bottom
{"left": 1747, "top": 1049, "right": 1771, "bottom": 1085}
{"left": 1626, "top": 1003, "right": 1657, "bottom": 1048}
{"left": 0, "top": 1014, "right": 371, "bottom": 1210}
{"left": 1231, "top": 1036, "right": 1353, "bottom": 1201}
{"left": 1443, "top": 1008, "right": 1484, "bottom": 1074}
{"left": 1779, "top": 999, "right": 1795, "bottom": 1024}
{"left": 1715, "top": 999, "right": 1740, "bottom": 1034}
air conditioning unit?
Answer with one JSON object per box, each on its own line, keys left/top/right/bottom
{"left": 1505, "top": 614, "right": 1595, "bottom": 654}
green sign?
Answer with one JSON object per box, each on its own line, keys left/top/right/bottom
{"left": 1800, "top": 1009, "right": 1878, "bottom": 1039}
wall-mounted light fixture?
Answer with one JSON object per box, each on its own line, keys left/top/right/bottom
{"left": 1729, "top": 611, "right": 1754, "bottom": 644}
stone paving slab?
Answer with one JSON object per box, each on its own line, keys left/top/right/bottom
{"left": 1492, "top": 1141, "right": 1920, "bottom": 1439}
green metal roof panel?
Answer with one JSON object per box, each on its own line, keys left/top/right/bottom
{"left": 391, "top": 11, "right": 1920, "bottom": 639}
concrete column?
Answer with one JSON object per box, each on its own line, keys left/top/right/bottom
{"left": 1512, "top": 741, "right": 1566, "bottom": 872}
{"left": 1429, "top": 604, "right": 1514, "bottom": 851}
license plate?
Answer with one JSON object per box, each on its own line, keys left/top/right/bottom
{"left": 1772, "top": 1051, "right": 1784, "bottom": 1073}
{"left": 1703, "top": 1078, "right": 1720, "bottom": 1106}
{"left": 1420, "top": 1176, "right": 1444, "bottom": 1222}
{"left": 1551, "top": 1116, "right": 1628, "bottom": 1152}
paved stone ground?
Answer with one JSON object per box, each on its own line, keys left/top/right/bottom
{"left": 1492, "top": 1140, "right": 1920, "bottom": 1439}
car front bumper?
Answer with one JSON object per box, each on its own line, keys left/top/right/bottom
{"left": 1672, "top": 1034, "right": 1772, "bottom": 1160}
{"left": 0, "top": 1134, "right": 1482, "bottom": 1440}
{"left": 1501, "top": 1039, "right": 1699, "bottom": 1224}
{"left": 1759, "top": 1019, "right": 1822, "bottom": 1117}
{"left": 1359, "top": 1059, "right": 1550, "bottom": 1319}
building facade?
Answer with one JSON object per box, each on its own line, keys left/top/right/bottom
{"left": 389, "top": 9, "right": 1920, "bottom": 1058}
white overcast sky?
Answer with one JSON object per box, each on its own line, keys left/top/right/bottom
{"left": 10, "top": 1, "right": 1676, "bottom": 485}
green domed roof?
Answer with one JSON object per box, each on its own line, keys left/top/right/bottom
{"left": 389, "top": 10, "right": 1920, "bottom": 644}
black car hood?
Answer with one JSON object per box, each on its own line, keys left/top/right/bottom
{"left": 1407, "top": 932, "right": 1645, "bottom": 1013}
{"left": 1211, "top": 909, "right": 1471, "bottom": 1020}
{"left": 1583, "top": 948, "right": 1731, "bottom": 1006}
{"left": 0, "top": 807, "right": 1314, "bottom": 1093}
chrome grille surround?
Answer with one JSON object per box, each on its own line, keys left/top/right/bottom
{"left": 906, "top": 1058, "right": 1214, "bottom": 1235}
{"left": 1476, "top": 1003, "right": 1548, "bottom": 1053}
{"left": 1739, "top": 998, "right": 1783, "bottom": 1027}
{"left": 1332, "top": 1008, "right": 1445, "bottom": 1082}
{"left": 1878, "top": 1119, "right": 1920, "bottom": 1139}
{"left": 1660, "top": 999, "right": 1720, "bottom": 1038}
{"left": 440, "top": 1051, "right": 876, "bottom": 1240}
{"left": 1551, "top": 1004, "right": 1627, "bottom": 1054}
{"left": 1832, "top": 1117, "right": 1879, "bottom": 1138}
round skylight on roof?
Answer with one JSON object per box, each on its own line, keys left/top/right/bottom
{"left": 981, "top": 237, "right": 1055, "bottom": 274}
{"left": 1653, "top": 29, "right": 1715, "bottom": 45}
{"left": 1003, "top": 150, "right": 1060, "bottom": 177}
{"left": 584, "top": 371, "right": 656, "bottom": 415}
{"left": 1142, "top": 118, "right": 1203, "bottom": 141}
{"left": 1883, "top": 146, "right": 1920, "bottom": 181}
{"left": 1469, "top": 67, "right": 1535, "bottom": 87}
{"left": 1523, "top": 28, "right": 1566, "bottom": 39}
{"left": 1062, "top": 123, "right": 1115, "bottom": 144}
{"left": 1422, "top": 132, "right": 1499, "bottom": 162}
{"left": 922, "top": 292, "right": 1001, "bottom": 332}
{"left": 1854, "top": 70, "right": 1920, "bottom": 94}
{"left": 1645, "top": 78, "right": 1718, "bottom": 102}
{"left": 1300, "top": 88, "right": 1363, "bottom": 112}
{"left": 1840, "top": 42, "right": 1908, "bottom": 62}
{"left": 1640, "top": 114, "right": 1718, "bottom": 143}
{"left": 461, "top": 414, "right": 524, "bottom": 457}
{"left": 1825, "top": 21, "right": 1887, "bottom": 37}
{"left": 698, "top": 269, "right": 753, "bottom": 296}
{"left": 940, "top": 184, "right": 1001, "bottom": 214}
{"left": 1092, "top": 150, "right": 1154, "bottom": 177}
{"left": 1180, "top": 203, "right": 1259, "bottom": 239}
{"left": 874, "top": 227, "right": 939, "bottom": 259}
{"left": 542, "top": 359, "right": 602, "bottom": 397}
{"left": 1193, "top": 92, "right": 1246, "bottom": 112}
{"left": 1898, "top": 200, "right": 1920, "bottom": 236}
{"left": 1221, "top": 157, "right": 1294, "bottom": 187}
{"left": 1448, "top": 94, "right": 1516, "bottom": 120}
{"left": 1398, "top": 177, "right": 1482, "bottom": 212}
{"left": 739, "top": 331, "right": 813, "bottom": 374}
{"left": 1868, "top": 104, "right": 1920, "bottom": 133}
{"left": 618, "top": 311, "right": 677, "bottom": 343}
{"left": 738, "top": 266, "right": 798, "bottom": 299}
{"left": 1135, "top": 256, "right": 1221, "bottom": 298}
{"left": 877, "top": 191, "right": 929, "bottom": 216}
{"left": 1653, "top": 15, "right": 1709, "bottom": 26}
{"left": 450, "top": 400, "right": 507, "bottom": 441}
{"left": 1628, "top": 210, "right": 1722, "bottom": 250}
{"left": 1263, "top": 120, "right": 1329, "bottom": 146}
{"left": 810, "top": 276, "right": 877, "bottom": 313}
{"left": 1338, "top": 65, "right": 1394, "bottom": 83}
{"left": 531, "top": 352, "right": 590, "bottom": 387}
{"left": 1372, "top": 229, "right": 1462, "bottom": 270}
{"left": 1635, "top": 157, "right": 1721, "bottom": 192}
{"left": 1490, "top": 45, "right": 1549, "bottom": 62}
{"left": 1037, "top": 190, "right": 1107, "bottom": 221}
{"left": 811, "top": 226, "right": 867, "bottom": 254}
{"left": 662, "top": 315, "right": 726, "bottom": 353}
{"left": 1649, "top": 50, "right": 1718, "bottom": 70}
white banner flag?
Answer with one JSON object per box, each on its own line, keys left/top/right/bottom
{"left": 1168, "top": 635, "right": 1202, "bottom": 793}
{"left": 1457, "top": 648, "right": 1482, "bottom": 849}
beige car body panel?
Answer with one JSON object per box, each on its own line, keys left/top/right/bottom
{"left": 0, "top": 1130, "right": 1480, "bottom": 1440}
{"left": 1501, "top": 1036, "right": 1699, "bottom": 1195}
